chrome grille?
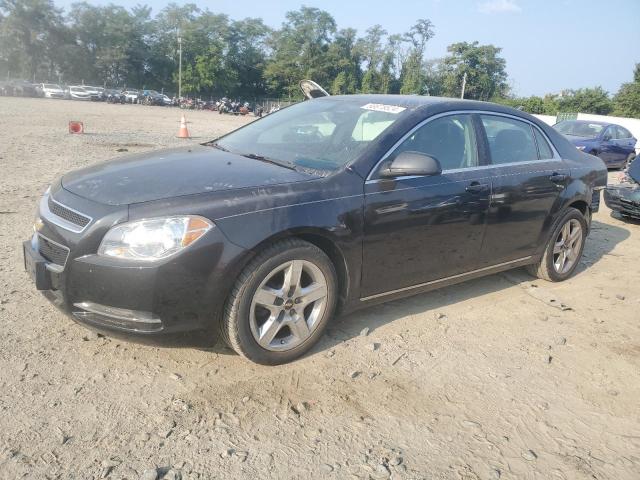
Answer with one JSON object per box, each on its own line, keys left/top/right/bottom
{"left": 38, "top": 235, "right": 69, "bottom": 267}
{"left": 48, "top": 197, "right": 91, "bottom": 229}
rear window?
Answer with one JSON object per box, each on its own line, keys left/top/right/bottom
{"left": 617, "top": 126, "right": 632, "bottom": 139}
{"left": 481, "top": 115, "right": 538, "bottom": 164}
{"left": 554, "top": 121, "right": 604, "bottom": 139}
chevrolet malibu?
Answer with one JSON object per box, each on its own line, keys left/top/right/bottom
{"left": 24, "top": 95, "right": 607, "bottom": 365}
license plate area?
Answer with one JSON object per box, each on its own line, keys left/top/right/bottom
{"left": 23, "top": 241, "right": 52, "bottom": 290}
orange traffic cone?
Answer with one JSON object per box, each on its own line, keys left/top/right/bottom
{"left": 69, "top": 121, "right": 84, "bottom": 134}
{"left": 177, "top": 114, "right": 190, "bottom": 138}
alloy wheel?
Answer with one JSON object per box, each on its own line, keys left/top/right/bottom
{"left": 249, "top": 260, "right": 328, "bottom": 351}
{"left": 552, "top": 218, "right": 583, "bottom": 274}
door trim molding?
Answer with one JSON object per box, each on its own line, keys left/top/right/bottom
{"left": 359, "top": 256, "right": 532, "bottom": 301}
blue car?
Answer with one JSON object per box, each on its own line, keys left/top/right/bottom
{"left": 553, "top": 120, "right": 637, "bottom": 169}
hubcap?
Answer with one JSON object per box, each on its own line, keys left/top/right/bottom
{"left": 249, "top": 260, "right": 328, "bottom": 351}
{"left": 553, "top": 218, "right": 583, "bottom": 274}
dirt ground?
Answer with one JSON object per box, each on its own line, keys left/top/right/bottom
{"left": 0, "top": 97, "right": 639, "bottom": 480}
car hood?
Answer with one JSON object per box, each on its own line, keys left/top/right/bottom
{"left": 61, "top": 145, "right": 315, "bottom": 206}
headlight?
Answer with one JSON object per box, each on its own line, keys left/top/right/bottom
{"left": 98, "top": 216, "right": 213, "bottom": 261}
{"left": 576, "top": 145, "right": 586, "bottom": 151}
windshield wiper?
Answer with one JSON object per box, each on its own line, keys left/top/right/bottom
{"left": 207, "top": 142, "right": 229, "bottom": 152}
{"left": 241, "top": 153, "right": 298, "bottom": 171}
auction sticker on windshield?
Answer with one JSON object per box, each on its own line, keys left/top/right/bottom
{"left": 361, "top": 103, "right": 406, "bottom": 114}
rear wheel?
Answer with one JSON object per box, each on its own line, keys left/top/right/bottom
{"left": 221, "top": 239, "right": 337, "bottom": 365}
{"left": 526, "top": 208, "right": 587, "bottom": 282}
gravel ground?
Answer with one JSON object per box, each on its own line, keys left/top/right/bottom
{"left": 0, "top": 97, "right": 639, "bottom": 480}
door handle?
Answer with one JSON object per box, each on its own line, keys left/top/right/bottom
{"left": 465, "top": 182, "right": 489, "bottom": 194}
{"left": 549, "top": 173, "right": 568, "bottom": 183}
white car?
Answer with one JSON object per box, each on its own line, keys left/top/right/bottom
{"left": 68, "top": 86, "right": 91, "bottom": 101}
{"left": 39, "top": 83, "right": 65, "bottom": 99}
{"left": 82, "top": 86, "right": 103, "bottom": 100}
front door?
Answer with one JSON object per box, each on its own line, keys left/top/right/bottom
{"left": 361, "top": 113, "right": 491, "bottom": 298}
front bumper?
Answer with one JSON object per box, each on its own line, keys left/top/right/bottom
{"left": 24, "top": 185, "right": 248, "bottom": 346}
{"left": 604, "top": 184, "right": 640, "bottom": 218}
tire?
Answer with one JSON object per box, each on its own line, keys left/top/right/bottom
{"left": 526, "top": 208, "right": 587, "bottom": 282}
{"left": 221, "top": 239, "right": 338, "bottom": 365}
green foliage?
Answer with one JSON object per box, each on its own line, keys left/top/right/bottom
{"left": 0, "top": 0, "right": 637, "bottom": 113}
{"left": 612, "top": 64, "right": 640, "bottom": 118}
{"left": 440, "top": 41, "right": 508, "bottom": 101}
{"left": 555, "top": 87, "right": 613, "bottom": 115}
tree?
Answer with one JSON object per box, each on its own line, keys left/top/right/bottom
{"left": 556, "top": 87, "right": 613, "bottom": 115}
{"left": 326, "top": 28, "right": 360, "bottom": 94}
{"left": 612, "top": 64, "right": 640, "bottom": 118}
{"left": 0, "top": 0, "right": 67, "bottom": 80}
{"left": 399, "top": 19, "right": 434, "bottom": 94}
{"left": 439, "top": 41, "right": 508, "bottom": 101}
{"left": 357, "top": 25, "right": 385, "bottom": 93}
{"left": 264, "top": 7, "right": 336, "bottom": 98}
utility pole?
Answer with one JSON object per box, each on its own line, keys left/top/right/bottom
{"left": 460, "top": 72, "right": 467, "bottom": 99}
{"left": 177, "top": 31, "right": 182, "bottom": 99}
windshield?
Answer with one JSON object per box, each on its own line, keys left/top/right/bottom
{"left": 44, "top": 84, "right": 61, "bottom": 89}
{"left": 554, "top": 121, "right": 604, "bottom": 139}
{"left": 214, "top": 98, "right": 406, "bottom": 171}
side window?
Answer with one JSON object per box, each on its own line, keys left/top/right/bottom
{"left": 391, "top": 114, "right": 478, "bottom": 171}
{"left": 603, "top": 126, "right": 615, "bottom": 140}
{"left": 616, "top": 126, "right": 631, "bottom": 139}
{"left": 481, "top": 115, "right": 538, "bottom": 164}
{"left": 533, "top": 128, "right": 554, "bottom": 159}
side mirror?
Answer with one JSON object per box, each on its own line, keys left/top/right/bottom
{"left": 602, "top": 134, "right": 612, "bottom": 142}
{"left": 379, "top": 151, "right": 442, "bottom": 178}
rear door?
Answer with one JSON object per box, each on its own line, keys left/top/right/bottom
{"left": 615, "top": 126, "right": 636, "bottom": 164}
{"left": 361, "top": 113, "right": 491, "bottom": 298}
{"left": 599, "top": 126, "right": 619, "bottom": 166}
{"left": 477, "top": 114, "right": 570, "bottom": 266}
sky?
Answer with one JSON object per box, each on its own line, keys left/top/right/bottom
{"left": 55, "top": 0, "right": 640, "bottom": 97}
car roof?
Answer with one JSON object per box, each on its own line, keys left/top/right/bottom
{"left": 314, "top": 94, "right": 544, "bottom": 121}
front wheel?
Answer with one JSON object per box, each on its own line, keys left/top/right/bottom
{"left": 526, "top": 208, "right": 587, "bottom": 282}
{"left": 221, "top": 239, "right": 337, "bottom": 365}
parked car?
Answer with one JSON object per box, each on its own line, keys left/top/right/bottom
{"left": 0, "top": 81, "right": 15, "bottom": 96}
{"left": 553, "top": 120, "right": 637, "bottom": 169}
{"left": 23, "top": 95, "right": 607, "bottom": 365}
{"left": 38, "top": 83, "right": 65, "bottom": 99}
{"left": 604, "top": 155, "right": 640, "bottom": 219}
{"left": 10, "top": 80, "right": 38, "bottom": 97}
{"left": 123, "top": 89, "right": 140, "bottom": 104}
{"left": 140, "top": 89, "right": 168, "bottom": 106}
{"left": 104, "top": 89, "right": 126, "bottom": 104}
{"left": 68, "top": 86, "right": 92, "bottom": 101}
{"left": 81, "top": 85, "right": 103, "bottom": 101}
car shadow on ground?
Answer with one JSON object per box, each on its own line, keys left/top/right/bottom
{"left": 311, "top": 218, "right": 631, "bottom": 356}
{"left": 196, "top": 218, "right": 631, "bottom": 358}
